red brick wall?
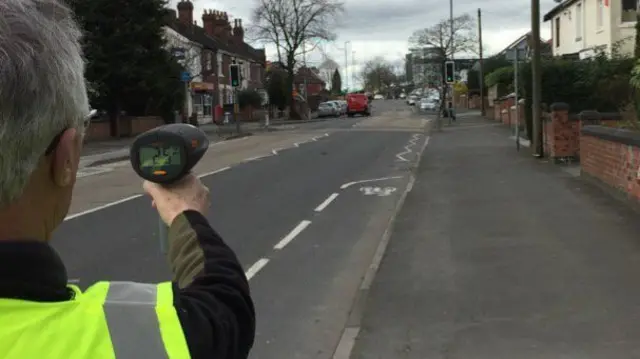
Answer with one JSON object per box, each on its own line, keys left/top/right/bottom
{"left": 85, "top": 117, "right": 163, "bottom": 142}
{"left": 581, "top": 129, "right": 640, "bottom": 201}
{"left": 543, "top": 104, "right": 623, "bottom": 159}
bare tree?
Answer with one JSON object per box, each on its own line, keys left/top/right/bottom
{"left": 360, "top": 57, "right": 396, "bottom": 93}
{"left": 409, "top": 14, "right": 477, "bottom": 60}
{"left": 249, "top": 0, "right": 344, "bottom": 118}
{"left": 318, "top": 57, "right": 339, "bottom": 88}
{"left": 408, "top": 14, "right": 477, "bottom": 125}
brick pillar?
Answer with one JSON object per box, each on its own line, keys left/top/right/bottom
{"left": 546, "top": 102, "right": 579, "bottom": 160}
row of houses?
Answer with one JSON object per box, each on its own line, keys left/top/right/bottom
{"left": 163, "top": 0, "right": 329, "bottom": 123}
{"left": 163, "top": 0, "right": 267, "bottom": 123}
{"left": 544, "top": 0, "right": 638, "bottom": 59}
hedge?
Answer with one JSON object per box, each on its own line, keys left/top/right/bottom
{"left": 484, "top": 55, "right": 634, "bottom": 140}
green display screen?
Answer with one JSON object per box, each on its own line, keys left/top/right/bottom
{"left": 139, "top": 146, "right": 182, "bottom": 168}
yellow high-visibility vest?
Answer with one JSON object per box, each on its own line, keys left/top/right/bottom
{"left": 0, "top": 281, "right": 190, "bottom": 359}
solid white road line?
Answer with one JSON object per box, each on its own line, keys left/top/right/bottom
{"left": 273, "top": 220, "right": 312, "bottom": 250}
{"left": 332, "top": 327, "right": 361, "bottom": 359}
{"left": 245, "top": 258, "right": 269, "bottom": 280}
{"left": 65, "top": 194, "right": 143, "bottom": 221}
{"left": 198, "top": 166, "right": 230, "bottom": 178}
{"left": 244, "top": 155, "right": 271, "bottom": 162}
{"left": 314, "top": 193, "right": 339, "bottom": 212}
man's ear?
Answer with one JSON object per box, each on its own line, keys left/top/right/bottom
{"left": 51, "top": 128, "right": 79, "bottom": 188}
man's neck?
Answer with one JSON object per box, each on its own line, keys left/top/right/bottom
{"left": 0, "top": 202, "right": 48, "bottom": 241}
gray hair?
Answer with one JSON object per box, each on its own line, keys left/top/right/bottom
{"left": 0, "top": 0, "right": 89, "bottom": 206}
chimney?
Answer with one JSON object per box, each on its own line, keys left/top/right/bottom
{"left": 177, "top": 0, "right": 193, "bottom": 26}
{"left": 233, "top": 19, "right": 245, "bottom": 43}
{"left": 202, "top": 9, "right": 215, "bottom": 36}
{"left": 203, "top": 10, "right": 231, "bottom": 39}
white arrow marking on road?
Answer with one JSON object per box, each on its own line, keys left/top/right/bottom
{"left": 274, "top": 220, "right": 312, "bottom": 250}
{"left": 360, "top": 186, "right": 397, "bottom": 196}
{"left": 340, "top": 176, "right": 403, "bottom": 189}
{"left": 245, "top": 258, "right": 269, "bottom": 280}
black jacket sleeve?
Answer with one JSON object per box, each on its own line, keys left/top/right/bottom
{"left": 166, "top": 210, "right": 255, "bottom": 359}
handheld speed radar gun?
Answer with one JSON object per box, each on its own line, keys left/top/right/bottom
{"left": 130, "top": 124, "right": 210, "bottom": 253}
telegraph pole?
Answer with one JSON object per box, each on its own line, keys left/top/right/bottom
{"left": 352, "top": 51, "right": 356, "bottom": 90}
{"left": 531, "top": 0, "right": 542, "bottom": 156}
{"left": 477, "top": 8, "right": 485, "bottom": 116}
{"left": 449, "top": 0, "right": 456, "bottom": 122}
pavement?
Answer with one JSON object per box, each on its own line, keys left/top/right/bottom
{"left": 53, "top": 100, "right": 432, "bottom": 359}
{"left": 349, "top": 114, "right": 640, "bottom": 358}
{"left": 79, "top": 114, "right": 326, "bottom": 167}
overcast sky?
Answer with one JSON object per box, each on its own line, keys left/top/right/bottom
{"left": 169, "top": 0, "right": 558, "bottom": 88}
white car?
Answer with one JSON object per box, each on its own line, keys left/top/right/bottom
{"left": 419, "top": 98, "right": 439, "bottom": 111}
{"left": 407, "top": 95, "right": 417, "bottom": 106}
{"left": 374, "top": 94, "right": 384, "bottom": 100}
{"left": 399, "top": 93, "right": 406, "bottom": 99}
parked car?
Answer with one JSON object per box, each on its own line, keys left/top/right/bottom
{"left": 374, "top": 94, "right": 384, "bottom": 100}
{"left": 399, "top": 93, "right": 406, "bottom": 99}
{"left": 318, "top": 102, "right": 338, "bottom": 117}
{"left": 419, "top": 98, "right": 438, "bottom": 111}
{"left": 346, "top": 93, "right": 371, "bottom": 117}
{"left": 327, "top": 100, "right": 346, "bottom": 116}
{"left": 407, "top": 95, "right": 417, "bottom": 106}
{"left": 335, "top": 100, "right": 348, "bottom": 115}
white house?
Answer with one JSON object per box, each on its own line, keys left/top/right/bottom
{"left": 544, "top": 0, "right": 637, "bottom": 59}
{"left": 163, "top": 26, "right": 208, "bottom": 122}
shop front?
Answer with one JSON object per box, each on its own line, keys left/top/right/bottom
{"left": 190, "top": 82, "right": 215, "bottom": 124}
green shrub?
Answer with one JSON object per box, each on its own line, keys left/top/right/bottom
{"left": 237, "top": 89, "right": 263, "bottom": 110}
{"left": 516, "top": 56, "right": 634, "bottom": 140}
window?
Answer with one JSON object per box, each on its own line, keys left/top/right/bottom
{"left": 575, "top": 2, "right": 582, "bottom": 41}
{"left": 205, "top": 52, "right": 212, "bottom": 71}
{"left": 596, "top": 0, "right": 603, "bottom": 29}
{"left": 555, "top": 17, "right": 560, "bottom": 47}
{"left": 217, "top": 53, "right": 223, "bottom": 76}
{"left": 622, "top": 0, "right": 637, "bottom": 23}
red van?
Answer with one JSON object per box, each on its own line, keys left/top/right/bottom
{"left": 346, "top": 93, "right": 371, "bottom": 117}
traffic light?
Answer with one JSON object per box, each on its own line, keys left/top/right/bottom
{"left": 444, "top": 61, "right": 455, "bottom": 84}
{"left": 230, "top": 64, "right": 240, "bottom": 87}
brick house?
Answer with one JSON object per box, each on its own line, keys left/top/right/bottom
{"left": 295, "top": 67, "right": 326, "bottom": 96}
{"left": 166, "top": 0, "right": 266, "bottom": 123}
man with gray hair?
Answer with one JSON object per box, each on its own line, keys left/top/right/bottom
{"left": 0, "top": 1, "right": 255, "bottom": 358}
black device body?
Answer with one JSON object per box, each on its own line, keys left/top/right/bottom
{"left": 130, "top": 124, "right": 209, "bottom": 185}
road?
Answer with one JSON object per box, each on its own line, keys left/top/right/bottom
{"left": 52, "top": 100, "right": 431, "bottom": 358}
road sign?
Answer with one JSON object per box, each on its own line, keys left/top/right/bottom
{"left": 180, "top": 71, "right": 190, "bottom": 82}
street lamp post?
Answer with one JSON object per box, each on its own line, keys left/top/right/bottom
{"left": 344, "top": 41, "right": 350, "bottom": 93}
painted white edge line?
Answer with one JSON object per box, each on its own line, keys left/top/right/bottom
{"left": 332, "top": 327, "right": 361, "bottom": 359}
{"left": 66, "top": 166, "right": 232, "bottom": 221}
{"left": 340, "top": 176, "right": 404, "bottom": 189}
{"left": 273, "top": 220, "right": 312, "bottom": 250}
{"left": 198, "top": 166, "right": 231, "bottom": 178}
{"left": 64, "top": 194, "right": 143, "bottom": 221}
{"left": 314, "top": 193, "right": 339, "bottom": 212}
{"left": 244, "top": 155, "right": 270, "bottom": 162}
{"left": 245, "top": 258, "right": 269, "bottom": 280}
{"left": 272, "top": 148, "right": 280, "bottom": 155}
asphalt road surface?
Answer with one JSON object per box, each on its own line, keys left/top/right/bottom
{"left": 52, "top": 100, "right": 430, "bottom": 359}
